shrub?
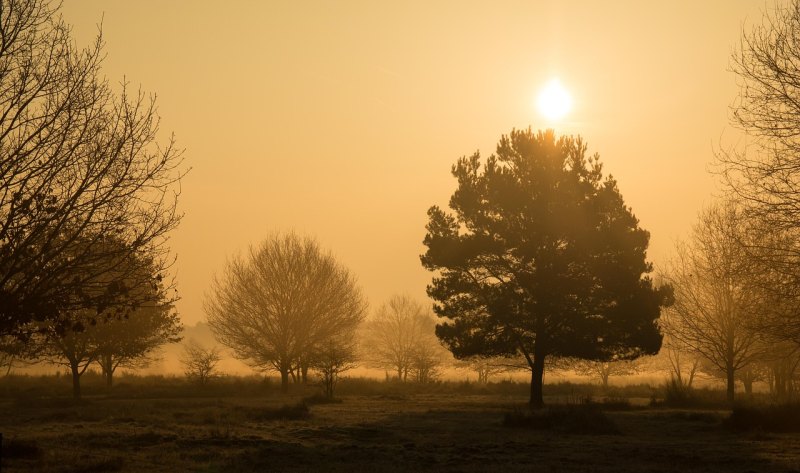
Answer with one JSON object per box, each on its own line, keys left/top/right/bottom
{"left": 303, "top": 393, "right": 343, "bottom": 405}
{"left": 2, "top": 437, "right": 43, "bottom": 460}
{"left": 239, "top": 402, "right": 310, "bottom": 422}
{"left": 725, "top": 404, "right": 800, "bottom": 432}
{"left": 652, "top": 380, "right": 729, "bottom": 409}
{"left": 503, "top": 404, "right": 620, "bottom": 435}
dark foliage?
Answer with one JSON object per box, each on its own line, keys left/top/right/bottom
{"left": 239, "top": 402, "right": 310, "bottom": 422}
{"left": 503, "top": 404, "right": 620, "bottom": 435}
{"left": 422, "top": 129, "right": 671, "bottom": 406}
{"left": 651, "top": 379, "right": 730, "bottom": 409}
{"left": 304, "top": 393, "right": 344, "bottom": 405}
{"left": 2, "top": 438, "right": 43, "bottom": 460}
{"left": 725, "top": 404, "right": 800, "bottom": 432}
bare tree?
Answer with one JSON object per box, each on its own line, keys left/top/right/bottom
{"left": 308, "top": 335, "right": 358, "bottom": 399}
{"left": 410, "top": 336, "right": 448, "bottom": 384}
{"left": 94, "top": 299, "right": 182, "bottom": 388}
{"left": 205, "top": 233, "right": 367, "bottom": 393}
{"left": 662, "top": 202, "right": 767, "bottom": 402}
{"left": 571, "top": 359, "right": 640, "bottom": 389}
{"left": 181, "top": 340, "right": 222, "bottom": 386}
{"left": 765, "top": 343, "right": 800, "bottom": 399}
{"left": 26, "top": 239, "right": 181, "bottom": 398}
{"left": 457, "top": 356, "right": 518, "bottom": 384}
{"left": 660, "top": 345, "right": 701, "bottom": 390}
{"left": 0, "top": 0, "right": 185, "bottom": 338}
{"left": 362, "top": 295, "right": 448, "bottom": 382}
{"left": 722, "top": 0, "right": 800, "bottom": 231}
{"left": 33, "top": 309, "right": 101, "bottom": 399}
{"left": 717, "top": 2, "right": 800, "bottom": 345}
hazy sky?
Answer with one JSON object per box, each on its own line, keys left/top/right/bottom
{"left": 61, "top": 1, "right": 770, "bottom": 326}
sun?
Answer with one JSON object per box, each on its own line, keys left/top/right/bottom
{"left": 536, "top": 79, "right": 573, "bottom": 121}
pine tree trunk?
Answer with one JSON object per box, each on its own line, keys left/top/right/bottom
{"left": 103, "top": 354, "right": 114, "bottom": 388}
{"left": 530, "top": 355, "right": 545, "bottom": 408}
{"left": 280, "top": 369, "right": 289, "bottom": 393}
{"left": 71, "top": 362, "right": 82, "bottom": 400}
{"left": 726, "top": 365, "right": 735, "bottom": 403}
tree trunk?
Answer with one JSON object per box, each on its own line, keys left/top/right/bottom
{"left": 280, "top": 369, "right": 289, "bottom": 394}
{"left": 71, "top": 362, "right": 82, "bottom": 400}
{"left": 102, "top": 354, "right": 114, "bottom": 388}
{"left": 744, "top": 379, "right": 753, "bottom": 395}
{"left": 726, "top": 365, "right": 735, "bottom": 403}
{"left": 687, "top": 361, "right": 698, "bottom": 388}
{"left": 529, "top": 354, "right": 545, "bottom": 408}
{"left": 301, "top": 363, "right": 309, "bottom": 384}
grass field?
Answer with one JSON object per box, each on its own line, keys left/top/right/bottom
{"left": 1, "top": 376, "right": 799, "bottom": 472}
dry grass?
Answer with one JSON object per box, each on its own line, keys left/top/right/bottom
{"left": 1, "top": 379, "right": 799, "bottom": 472}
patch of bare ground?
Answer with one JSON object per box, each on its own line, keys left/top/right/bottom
{"left": 1, "top": 394, "right": 799, "bottom": 472}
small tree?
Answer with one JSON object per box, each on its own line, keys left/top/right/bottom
{"left": 362, "top": 295, "right": 448, "bottom": 382}
{"left": 33, "top": 309, "right": 100, "bottom": 400}
{"left": 92, "top": 255, "right": 183, "bottom": 388}
{"left": 457, "top": 356, "right": 521, "bottom": 384}
{"left": 94, "top": 301, "right": 182, "bottom": 388}
{"left": 661, "top": 346, "right": 701, "bottom": 390}
{"left": 766, "top": 344, "right": 800, "bottom": 400}
{"left": 410, "top": 339, "right": 447, "bottom": 384}
{"left": 205, "top": 233, "right": 367, "bottom": 393}
{"left": 663, "top": 202, "right": 767, "bottom": 402}
{"left": 571, "top": 359, "right": 640, "bottom": 389}
{"left": 308, "top": 336, "right": 358, "bottom": 399}
{"left": 181, "top": 340, "right": 222, "bottom": 386}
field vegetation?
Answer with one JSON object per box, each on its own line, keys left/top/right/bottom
{"left": 1, "top": 373, "right": 800, "bottom": 472}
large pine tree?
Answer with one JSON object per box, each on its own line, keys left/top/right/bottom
{"left": 421, "top": 129, "right": 671, "bottom": 407}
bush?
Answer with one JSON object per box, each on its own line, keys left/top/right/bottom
{"left": 303, "top": 393, "right": 343, "bottom": 405}
{"left": 503, "top": 404, "right": 620, "bottom": 435}
{"left": 651, "top": 380, "right": 729, "bottom": 408}
{"left": 238, "top": 402, "right": 310, "bottom": 422}
{"left": 2, "top": 437, "right": 43, "bottom": 459}
{"left": 725, "top": 404, "right": 800, "bottom": 432}
{"left": 589, "top": 397, "right": 633, "bottom": 411}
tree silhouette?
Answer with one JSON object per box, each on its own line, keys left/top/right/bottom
{"left": 0, "top": 0, "right": 185, "bottom": 338}
{"left": 361, "top": 295, "right": 448, "bottom": 382}
{"left": 181, "top": 340, "right": 222, "bottom": 386}
{"left": 308, "top": 334, "right": 358, "bottom": 399}
{"left": 422, "top": 129, "right": 670, "bottom": 407}
{"left": 205, "top": 233, "right": 367, "bottom": 394}
{"left": 663, "top": 202, "right": 773, "bottom": 403}
{"left": 27, "top": 241, "right": 181, "bottom": 399}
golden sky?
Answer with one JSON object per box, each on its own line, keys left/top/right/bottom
{"left": 62, "top": 1, "right": 769, "bottom": 326}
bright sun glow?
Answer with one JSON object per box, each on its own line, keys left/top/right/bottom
{"left": 536, "top": 79, "right": 573, "bottom": 121}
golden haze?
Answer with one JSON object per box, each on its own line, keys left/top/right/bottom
{"left": 61, "top": 1, "right": 763, "bottom": 326}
